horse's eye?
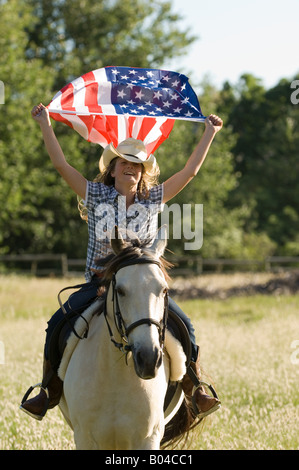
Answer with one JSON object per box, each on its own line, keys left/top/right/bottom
{"left": 116, "top": 287, "right": 125, "bottom": 297}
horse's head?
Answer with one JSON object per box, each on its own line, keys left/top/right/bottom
{"left": 101, "top": 226, "right": 170, "bottom": 380}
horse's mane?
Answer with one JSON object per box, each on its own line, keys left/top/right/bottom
{"left": 95, "top": 238, "right": 172, "bottom": 283}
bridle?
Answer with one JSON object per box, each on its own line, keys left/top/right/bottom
{"left": 103, "top": 257, "right": 169, "bottom": 354}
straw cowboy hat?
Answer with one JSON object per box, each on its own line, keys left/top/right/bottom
{"left": 99, "top": 138, "right": 157, "bottom": 174}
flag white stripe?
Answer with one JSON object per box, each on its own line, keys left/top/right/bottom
{"left": 48, "top": 108, "right": 204, "bottom": 122}
{"left": 131, "top": 116, "right": 144, "bottom": 139}
{"left": 89, "top": 127, "right": 109, "bottom": 147}
{"left": 142, "top": 117, "right": 167, "bottom": 145}
{"left": 72, "top": 76, "right": 89, "bottom": 114}
{"left": 60, "top": 113, "right": 89, "bottom": 140}
{"left": 117, "top": 115, "right": 129, "bottom": 143}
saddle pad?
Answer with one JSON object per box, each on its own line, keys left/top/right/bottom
{"left": 164, "top": 331, "right": 186, "bottom": 381}
{"left": 166, "top": 309, "right": 192, "bottom": 366}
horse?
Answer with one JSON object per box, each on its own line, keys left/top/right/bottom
{"left": 58, "top": 227, "right": 196, "bottom": 450}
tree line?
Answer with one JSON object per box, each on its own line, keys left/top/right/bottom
{"left": 1, "top": 0, "right": 298, "bottom": 263}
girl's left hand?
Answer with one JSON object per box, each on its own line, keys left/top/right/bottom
{"left": 205, "top": 114, "right": 223, "bottom": 133}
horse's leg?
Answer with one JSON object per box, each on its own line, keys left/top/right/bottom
{"left": 59, "top": 394, "right": 73, "bottom": 430}
{"left": 134, "top": 434, "right": 161, "bottom": 451}
{"left": 73, "top": 428, "right": 100, "bottom": 450}
{"left": 126, "top": 423, "right": 162, "bottom": 451}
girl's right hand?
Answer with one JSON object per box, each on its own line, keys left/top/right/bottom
{"left": 31, "top": 103, "right": 51, "bottom": 125}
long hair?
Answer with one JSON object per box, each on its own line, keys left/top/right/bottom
{"left": 78, "top": 157, "right": 160, "bottom": 222}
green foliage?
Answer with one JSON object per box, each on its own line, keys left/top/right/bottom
{"left": 0, "top": 0, "right": 56, "bottom": 253}
{"left": 225, "top": 73, "right": 299, "bottom": 254}
{"left": 26, "top": 0, "right": 195, "bottom": 86}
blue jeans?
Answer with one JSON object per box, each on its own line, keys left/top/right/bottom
{"left": 45, "top": 281, "right": 198, "bottom": 362}
{"left": 44, "top": 279, "right": 99, "bottom": 359}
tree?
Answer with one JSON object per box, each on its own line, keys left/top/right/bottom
{"left": 0, "top": 0, "right": 56, "bottom": 254}
{"left": 226, "top": 73, "right": 299, "bottom": 254}
{"left": 26, "top": 0, "right": 196, "bottom": 87}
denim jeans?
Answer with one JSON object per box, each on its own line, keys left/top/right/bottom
{"left": 44, "top": 279, "right": 99, "bottom": 359}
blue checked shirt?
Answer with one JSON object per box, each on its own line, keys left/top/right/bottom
{"left": 84, "top": 181, "right": 164, "bottom": 281}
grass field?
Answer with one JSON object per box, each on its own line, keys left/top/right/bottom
{"left": 0, "top": 274, "right": 298, "bottom": 450}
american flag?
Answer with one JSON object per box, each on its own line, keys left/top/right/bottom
{"left": 47, "top": 66, "right": 205, "bottom": 155}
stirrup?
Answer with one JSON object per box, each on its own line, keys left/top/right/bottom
{"left": 191, "top": 380, "right": 221, "bottom": 419}
{"left": 19, "top": 383, "right": 49, "bottom": 421}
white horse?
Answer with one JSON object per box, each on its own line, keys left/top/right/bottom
{"left": 58, "top": 228, "right": 190, "bottom": 450}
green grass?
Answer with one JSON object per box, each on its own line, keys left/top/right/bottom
{"left": 0, "top": 275, "right": 298, "bottom": 450}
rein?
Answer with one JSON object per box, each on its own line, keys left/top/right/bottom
{"left": 57, "top": 282, "right": 91, "bottom": 340}
{"left": 103, "top": 257, "right": 169, "bottom": 353}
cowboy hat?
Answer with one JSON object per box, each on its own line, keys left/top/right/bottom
{"left": 99, "top": 138, "right": 157, "bottom": 174}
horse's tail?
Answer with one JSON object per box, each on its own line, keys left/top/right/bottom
{"left": 160, "top": 399, "right": 203, "bottom": 449}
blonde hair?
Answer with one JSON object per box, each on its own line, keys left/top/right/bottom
{"left": 78, "top": 157, "right": 160, "bottom": 222}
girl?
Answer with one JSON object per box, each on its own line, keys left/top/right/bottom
{"left": 20, "top": 103, "right": 223, "bottom": 421}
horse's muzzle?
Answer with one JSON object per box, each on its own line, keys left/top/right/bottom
{"left": 132, "top": 345, "right": 163, "bottom": 380}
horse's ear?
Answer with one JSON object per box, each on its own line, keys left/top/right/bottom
{"left": 150, "top": 225, "right": 168, "bottom": 258}
{"left": 111, "top": 226, "right": 126, "bottom": 254}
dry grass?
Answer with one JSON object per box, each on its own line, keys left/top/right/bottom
{"left": 0, "top": 274, "right": 298, "bottom": 450}
{"left": 181, "top": 294, "right": 299, "bottom": 449}
{"left": 171, "top": 271, "right": 279, "bottom": 291}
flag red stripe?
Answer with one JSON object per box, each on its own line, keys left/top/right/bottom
{"left": 83, "top": 71, "right": 100, "bottom": 112}
{"left": 48, "top": 110, "right": 74, "bottom": 129}
{"left": 60, "top": 83, "right": 75, "bottom": 111}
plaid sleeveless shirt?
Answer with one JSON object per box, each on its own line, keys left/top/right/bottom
{"left": 84, "top": 181, "right": 164, "bottom": 281}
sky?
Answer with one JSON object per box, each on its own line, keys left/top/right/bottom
{"left": 167, "top": 0, "right": 298, "bottom": 93}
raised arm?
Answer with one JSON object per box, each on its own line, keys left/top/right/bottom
{"left": 162, "top": 114, "right": 223, "bottom": 203}
{"left": 32, "top": 104, "right": 87, "bottom": 199}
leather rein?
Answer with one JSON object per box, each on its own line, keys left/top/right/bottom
{"left": 103, "top": 257, "right": 169, "bottom": 353}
